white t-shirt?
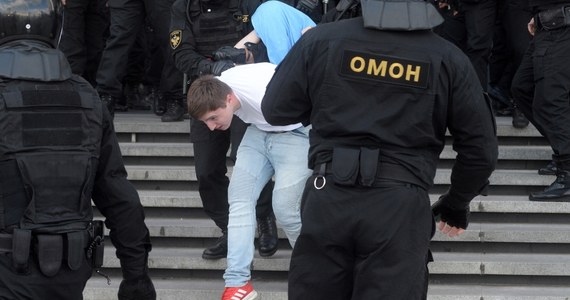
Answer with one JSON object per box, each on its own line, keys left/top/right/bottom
{"left": 218, "top": 62, "right": 302, "bottom": 132}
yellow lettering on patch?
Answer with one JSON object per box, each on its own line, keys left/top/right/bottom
{"left": 406, "top": 65, "right": 421, "bottom": 82}
{"left": 350, "top": 57, "right": 366, "bottom": 72}
{"left": 367, "top": 59, "right": 387, "bottom": 77}
{"left": 341, "top": 50, "right": 430, "bottom": 88}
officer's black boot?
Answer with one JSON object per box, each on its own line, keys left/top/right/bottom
{"left": 125, "top": 82, "right": 151, "bottom": 110}
{"left": 511, "top": 105, "right": 529, "bottom": 129}
{"left": 160, "top": 99, "right": 185, "bottom": 122}
{"left": 147, "top": 86, "right": 165, "bottom": 116}
{"left": 202, "top": 231, "right": 227, "bottom": 259}
{"left": 257, "top": 214, "right": 278, "bottom": 257}
{"left": 100, "top": 94, "right": 115, "bottom": 119}
{"left": 538, "top": 160, "right": 557, "bottom": 175}
{"left": 530, "top": 155, "right": 570, "bottom": 202}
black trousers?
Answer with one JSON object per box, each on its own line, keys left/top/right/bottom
{"left": 0, "top": 254, "right": 92, "bottom": 300}
{"left": 191, "top": 118, "right": 273, "bottom": 232}
{"left": 511, "top": 24, "right": 570, "bottom": 157}
{"left": 123, "top": 25, "right": 149, "bottom": 86}
{"left": 150, "top": 0, "right": 184, "bottom": 100}
{"left": 96, "top": 0, "right": 150, "bottom": 98}
{"left": 461, "top": 0, "right": 496, "bottom": 90}
{"left": 289, "top": 177, "right": 434, "bottom": 300}
{"left": 59, "top": 0, "right": 109, "bottom": 87}
{"left": 488, "top": 0, "right": 532, "bottom": 91}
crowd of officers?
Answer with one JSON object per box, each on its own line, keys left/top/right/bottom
{"left": 59, "top": 0, "right": 535, "bottom": 125}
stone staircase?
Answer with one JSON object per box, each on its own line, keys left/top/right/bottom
{"left": 83, "top": 112, "right": 570, "bottom": 300}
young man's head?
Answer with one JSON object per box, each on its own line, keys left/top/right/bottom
{"left": 187, "top": 75, "right": 236, "bottom": 131}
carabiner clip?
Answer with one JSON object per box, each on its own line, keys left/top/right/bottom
{"left": 313, "top": 175, "right": 326, "bottom": 190}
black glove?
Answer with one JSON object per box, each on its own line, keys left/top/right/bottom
{"left": 212, "top": 46, "right": 247, "bottom": 64}
{"left": 198, "top": 59, "right": 235, "bottom": 76}
{"left": 211, "top": 60, "right": 235, "bottom": 75}
{"left": 118, "top": 274, "right": 156, "bottom": 300}
{"left": 431, "top": 193, "right": 470, "bottom": 229}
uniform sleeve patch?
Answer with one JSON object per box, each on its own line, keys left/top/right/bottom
{"left": 170, "top": 30, "right": 182, "bottom": 50}
{"left": 340, "top": 50, "right": 430, "bottom": 89}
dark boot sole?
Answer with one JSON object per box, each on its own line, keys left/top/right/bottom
{"left": 258, "top": 247, "right": 278, "bottom": 257}
{"left": 529, "top": 194, "right": 570, "bottom": 202}
{"left": 538, "top": 169, "right": 557, "bottom": 176}
{"left": 202, "top": 253, "right": 227, "bottom": 260}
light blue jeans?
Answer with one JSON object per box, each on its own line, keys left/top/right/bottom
{"left": 223, "top": 125, "right": 311, "bottom": 287}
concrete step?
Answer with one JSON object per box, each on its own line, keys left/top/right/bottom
{"left": 138, "top": 190, "right": 202, "bottom": 208}
{"left": 120, "top": 142, "right": 193, "bottom": 157}
{"left": 84, "top": 277, "right": 570, "bottom": 300}
{"left": 119, "top": 142, "right": 553, "bottom": 163}
{"left": 114, "top": 113, "right": 190, "bottom": 135}
{"left": 112, "top": 113, "right": 542, "bottom": 138}
{"left": 139, "top": 217, "right": 570, "bottom": 244}
{"left": 136, "top": 191, "right": 570, "bottom": 214}
{"left": 99, "top": 246, "right": 570, "bottom": 276}
{"left": 125, "top": 166, "right": 556, "bottom": 187}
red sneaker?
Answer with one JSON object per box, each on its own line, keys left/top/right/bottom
{"left": 221, "top": 282, "right": 258, "bottom": 300}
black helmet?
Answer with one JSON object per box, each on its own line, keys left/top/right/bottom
{"left": 0, "top": 0, "right": 62, "bottom": 47}
{"left": 361, "top": 0, "right": 443, "bottom": 30}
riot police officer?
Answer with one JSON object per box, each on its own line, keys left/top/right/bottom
{"left": 511, "top": 1, "right": 570, "bottom": 202}
{"left": 170, "top": 0, "right": 278, "bottom": 260}
{"left": 0, "top": 1, "right": 155, "bottom": 299}
{"left": 261, "top": 0, "right": 498, "bottom": 298}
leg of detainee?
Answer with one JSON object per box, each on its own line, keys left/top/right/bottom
{"left": 268, "top": 129, "right": 311, "bottom": 247}
{"left": 224, "top": 127, "right": 274, "bottom": 287}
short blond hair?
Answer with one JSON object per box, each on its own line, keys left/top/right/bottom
{"left": 187, "top": 75, "right": 232, "bottom": 119}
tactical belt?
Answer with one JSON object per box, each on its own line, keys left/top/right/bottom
{"left": 313, "top": 160, "right": 426, "bottom": 190}
{"left": 536, "top": 5, "right": 570, "bottom": 31}
{"left": 0, "top": 230, "right": 92, "bottom": 277}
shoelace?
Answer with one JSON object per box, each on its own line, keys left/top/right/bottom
{"left": 258, "top": 217, "right": 275, "bottom": 234}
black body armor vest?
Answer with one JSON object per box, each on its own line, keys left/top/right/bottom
{"left": 0, "top": 77, "right": 102, "bottom": 234}
{"left": 188, "top": 0, "right": 254, "bottom": 55}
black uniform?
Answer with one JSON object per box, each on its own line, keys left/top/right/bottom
{"left": 511, "top": 0, "right": 570, "bottom": 201}
{"left": 486, "top": 0, "right": 531, "bottom": 126}
{"left": 434, "top": 0, "right": 497, "bottom": 91}
{"left": 0, "top": 41, "right": 154, "bottom": 299}
{"left": 261, "top": 1, "right": 497, "bottom": 298}
{"left": 59, "top": 0, "right": 109, "bottom": 87}
{"left": 170, "top": 0, "right": 275, "bottom": 256}
{"left": 150, "top": 0, "right": 184, "bottom": 116}
{"left": 95, "top": 0, "right": 152, "bottom": 110}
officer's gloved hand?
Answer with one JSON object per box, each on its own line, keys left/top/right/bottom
{"left": 431, "top": 192, "right": 470, "bottom": 229}
{"left": 198, "top": 59, "right": 235, "bottom": 76}
{"left": 212, "top": 46, "right": 247, "bottom": 64}
{"left": 118, "top": 274, "right": 156, "bottom": 300}
{"left": 211, "top": 60, "right": 235, "bottom": 75}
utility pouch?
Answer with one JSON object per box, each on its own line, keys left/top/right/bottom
{"left": 538, "top": 6, "right": 570, "bottom": 30}
{"left": 331, "top": 147, "right": 360, "bottom": 186}
{"left": 37, "top": 234, "right": 63, "bottom": 277}
{"left": 359, "top": 148, "right": 379, "bottom": 187}
{"left": 67, "top": 231, "right": 87, "bottom": 271}
{"left": 87, "top": 220, "right": 105, "bottom": 269}
{"left": 11, "top": 229, "right": 31, "bottom": 275}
